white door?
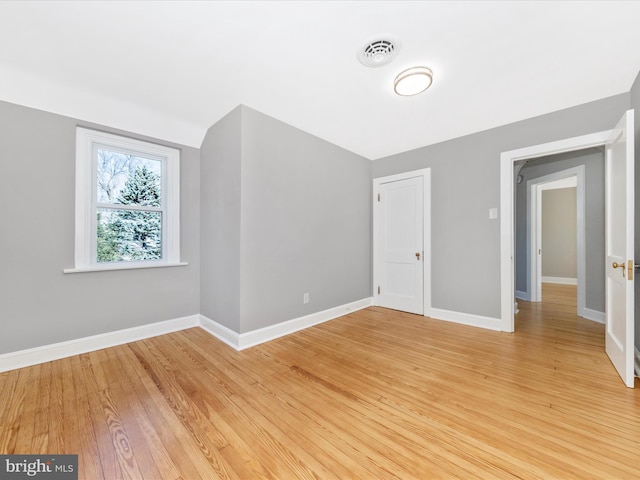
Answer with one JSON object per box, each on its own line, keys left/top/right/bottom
{"left": 605, "top": 109, "right": 635, "bottom": 388}
{"left": 376, "top": 176, "right": 424, "bottom": 315}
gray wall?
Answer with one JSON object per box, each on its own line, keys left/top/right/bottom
{"left": 240, "top": 107, "right": 372, "bottom": 332}
{"left": 372, "top": 93, "right": 630, "bottom": 319}
{"left": 541, "top": 188, "right": 577, "bottom": 279}
{"left": 515, "top": 149, "right": 605, "bottom": 312}
{"left": 632, "top": 70, "right": 640, "bottom": 351}
{"left": 4, "top": 72, "right": 640, "bottom": 355}
{"left": 200, "top": 107, "right": 242, "bottom": 331}
{"left": 200, "top": 106, "right": 372, "bottom": 334}
{"left": 0, "top": 100, "right": 200, "bottom": 354}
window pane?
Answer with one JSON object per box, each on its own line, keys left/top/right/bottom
{"left": 97, "top": 208, "right": 162, "bottom": 262}
{"left": 97, "top": 149, "right": 162, "bottom": 206}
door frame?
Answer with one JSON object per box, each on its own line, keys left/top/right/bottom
{"left": 500, "top": 130, "right": 612, "bottom": 332}
{"left": 373, "top": 168, "right": 431, "bottom": 316}
{"left": 527, "top": 167, "right": 585, "bottom": 317}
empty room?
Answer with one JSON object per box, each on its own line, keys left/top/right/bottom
{"left": 1, "top": 1, "right": 640, "bottom": 479}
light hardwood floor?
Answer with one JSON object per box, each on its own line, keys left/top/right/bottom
{"left": 540, "top": 282, "right": 578, "bottom": 308}
{"left": 1, "top": 287, "right": 639, "bottom": 479}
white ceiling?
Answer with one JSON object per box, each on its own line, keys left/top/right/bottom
{"left": 1, "top": 1, "right": 640, "bottom": 160}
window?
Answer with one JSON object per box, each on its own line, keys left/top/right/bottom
{"left": 66, "top": 127, "right": 183, "bottom": 272}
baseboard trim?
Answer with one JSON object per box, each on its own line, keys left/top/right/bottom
{"left": 198, "top": 315, "right": 241, "bottom": 351}
{"left": 581, "top": 308, "right": 605, "bottom": 324}
{"left": 429, "top": 308, "right": 502, "bottom": 332}
{"left": 200, "top": 298, "right": 373, "bottom": 350}
{"left": 541, "top": 276, "right": 577, "bottom": 285}
{"left": 0, "top": 299, "right": 375, "bottom": 372}
{"left": 515, "top": 290, "right": 530, "bottom": 301}
{"left": 0, "top": 315, "right": 200, "bottom": 373}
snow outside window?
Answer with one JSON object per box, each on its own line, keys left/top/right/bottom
{"left": 66, "top": 127, "right": 182, "bottom": 273}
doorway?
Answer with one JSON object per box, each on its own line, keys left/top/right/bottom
{"left": 500, "top": 110, "right": 635, "bottom": 387}
{"left": 520, "top": 165, "right": 590, "bottom": 319}
{"left": 500, "top": 130, "right": 612, "bottom": 332}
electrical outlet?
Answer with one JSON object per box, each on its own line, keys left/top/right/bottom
{"left": 303, "top": 293, "right": 309, "bottom": 304}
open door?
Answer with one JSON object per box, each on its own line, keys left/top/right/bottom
{"left": 501, "top": 111, "right": 636, "bottom": 386}
{"left": 605, "top": 109, "right": 635, "bottom": 388}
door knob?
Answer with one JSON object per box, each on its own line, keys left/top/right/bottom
{"left": 612, "top": 261, "right": 626, "bottom": 277}
{"left": 415, "top": 252, "right": 421, "bottom": 260}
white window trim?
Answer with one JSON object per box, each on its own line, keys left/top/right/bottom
{"left": 64, "top": 127, "right": 185, "bottom": 273}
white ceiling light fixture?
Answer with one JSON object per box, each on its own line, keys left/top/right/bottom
{"left": 394, "top": 67, "right": 433, "bottom": 96}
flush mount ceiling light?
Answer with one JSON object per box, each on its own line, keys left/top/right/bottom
{"left": 393, "top": 66, "right": 433, "bottom": 96}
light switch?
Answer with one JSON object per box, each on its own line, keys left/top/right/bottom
{"left": 489, "top": 208, "right": 498, "bottom": 219}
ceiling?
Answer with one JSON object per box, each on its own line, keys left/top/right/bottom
{"left": 1, "top": 1, "right": 640, "bottom": 160}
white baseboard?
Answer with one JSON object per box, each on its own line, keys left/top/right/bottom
{"left": 635, "top": 347, "right": 640, "bottom": 377}
{"left": 0, "top": 315, "right": 200, "bottom": 373}
{"left": 581, "top": 308, "right": 605, "bottom": 324}
{"left": 200, "top": 297, "right": 373, "bottom": 350}
{"left": 0, "top": 298, "right": 512, "bottom": 372}
{"left": 541, "top": 276, "right": 577, "bottom": 285}
{"left": 0, "top": 299, "right": 374, "bottom": 372}
{"left": 515, "top": 290, "right": 530, "bottom": 301}
{"left": 429, "top": 308, "right": 502, "bottom": 332}
{"left": 198, "top": 315, "right": 241, "bottom": 350}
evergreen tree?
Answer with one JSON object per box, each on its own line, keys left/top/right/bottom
{"left": 96, "top": 165, "right": 162, "bottom": 262}
{"left": 97, "top": 212, "right": 120, "bottom": 262}
{"left": 117, "top": 165, "right": 161, "bottom": 207}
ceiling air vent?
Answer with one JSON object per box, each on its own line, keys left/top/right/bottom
{"left": 357, "top": 37, "right": 400, "bottom": 67}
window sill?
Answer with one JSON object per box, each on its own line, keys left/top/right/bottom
{"left": 63, "top": 261, "right": 188, "bottom": 274}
